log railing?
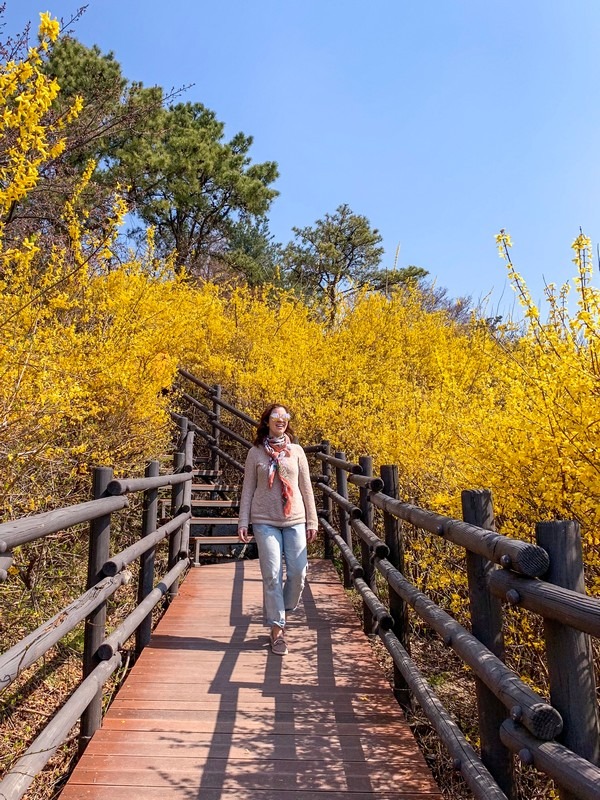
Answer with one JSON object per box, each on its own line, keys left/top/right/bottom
{"left": 319, "top": 454, "right": 600, "bottom": 800}
{"left": 0, "top": 418, "right": 195, "bottom": 800}
{"left": 179, "top": 373, "right": 600, "bottom": 800}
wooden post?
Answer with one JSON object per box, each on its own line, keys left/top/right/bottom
{"left": 381, "top": 464, "right": 411, "bottom": 712}
{"left": 359, "top": 455, "right": 374, "bottom": 634}
{"left": 79, "top": 467, "right": 112, "bottom": 755}
{"left": 211, "top": 384, "right": 221, "bottom": 475}
{"left": 184, "top": 425, "right": 195, "bottom": 472}
{"left": 536, "top": 520, "right": 600, "bottom": 800}
{"left": 181, "top": 429, "right": 194, "bottom": 555}
{"left": 462, "top": 489, "right": 514, "bottom": 799}
{"left": 136, "top": 460, "right": 159, "bottom": 654}
{"left": 335, "top": 451, "right": 351, "bottom": 588}
{"left": 322, "top": 440, "right": 333, "bottom": 559}
{"left": 177, "top": 414, "right": 188, "bottom": 452}
{"left": 168, "top": 451, "right": 185, "bottom": 601}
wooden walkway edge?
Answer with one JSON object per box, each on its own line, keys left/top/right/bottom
{"left": 60, "top": 559, "right": 443, "bottom": 799}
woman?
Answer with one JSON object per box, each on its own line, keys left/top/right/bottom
{"left": 238, "top": 404, "right": 318, "bottom": 655}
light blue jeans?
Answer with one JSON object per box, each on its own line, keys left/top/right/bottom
{"left": 252, "top": 523, "right": 308, "bottom": 630}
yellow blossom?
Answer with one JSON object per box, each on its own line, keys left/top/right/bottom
{"left": 38, "top": 12, "right": 60, "bottom": 43}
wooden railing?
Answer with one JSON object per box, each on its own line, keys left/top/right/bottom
{"left": 0, "top": 418, "right": 195, "bottom": 800}
{"left": 179, "top": 372, "right": 600, "bottom": 800}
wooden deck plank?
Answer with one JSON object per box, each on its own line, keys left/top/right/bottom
{"left": 189, "top": 535, "right": 247, "bottom": 546}
{"left": 190, "top": 499, "right": 240, "bottom": 507}
{"left": 191, "top": 483, "right": 239, "bottom": 491}
{"left": 61, "top": 559, "right": 442, "bottom": 799}
{"left": 66, "top": 755, "right": 438, "bottom": 791}
{"left": 60, "top": 790, "right": 441, "bottom": 800}
{"left": 83, "top": 729, "right": 426, "bottom": 762}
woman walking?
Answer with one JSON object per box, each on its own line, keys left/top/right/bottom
{"left": 238, "top": 404, "right": 318, "bottom": 655}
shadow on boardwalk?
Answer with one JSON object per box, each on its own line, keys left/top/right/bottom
{"left": 60, "top": 559, "right": 442, "bottom": 799}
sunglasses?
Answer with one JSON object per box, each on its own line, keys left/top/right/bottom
{"left": 269, "top": 412, "right": 290, "bottom": 422}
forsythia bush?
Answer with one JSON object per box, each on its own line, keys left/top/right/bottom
{"left": 481, "top": 232, "right": 600, "bottom": 577}
{"left": 0, "top": 16, "right": 191, "bottom": 520}
{"left": 180, "top": 253, "right": 600, "bottom": 595}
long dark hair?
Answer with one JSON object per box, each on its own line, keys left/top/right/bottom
{"left": 253, "top": 403, "right": 296, "bottom": 446}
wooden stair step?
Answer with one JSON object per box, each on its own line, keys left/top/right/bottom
{"left": 189, "top": 533, "right": 252, "bottom": 564}
{"left": 158, "top": 498, "right": 236, "bottom": 512}
{"left": 191, "top": 484, "right": 239, "bottom": 491}
{"left": 190, "top": 536, "right": 248, "bottom": 545}
{"left": 192, "top": 470, "right": 222, "bottom": 478}
{"left": 190, "top": 500, "right": 239, "bottom": 508}
{"left": 190, "top": 517, "right": 239, "bottom": 525}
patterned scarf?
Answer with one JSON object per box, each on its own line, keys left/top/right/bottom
{"left": 263, "top": 434, "right": 293, "bottom": 516}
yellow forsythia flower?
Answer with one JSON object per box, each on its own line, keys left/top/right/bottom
{"left": 38, "top": 12, "right": 60, "bottom": 42}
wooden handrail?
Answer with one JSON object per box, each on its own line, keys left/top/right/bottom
{"left": 97, "top": 559, "right": 189, "bottom": 660}
{"left": 347, "top": 473, "right": 384, "bottom": 491}
{"left": 0, "top": 573, "right": 126, "bottom": 691}
{"left": 314, "top": 451, "right": 363, "bottom": 473}
{"left": 376, "top": 557, "right": 562, "bottom": 740}
{"left": 0, "top": 496, "right": 129, "bottom": 550}
{"left": 0, "top": 428, "right": 196, "bottom": 792}
{"left": 316, "top": 443, "right": 600, "bottom": 799}
{"left": 489, "top": 568, "right": 600, "bottom": 637}
{"left": 178, "top": 369, "right": 258, "bottom": 426}
{"left": 316, "top": 482, "right": 362, "bottom": 518}
{"left": 178, "top": 368, "right": 215, "bottom": 394}
{"left": 319, "top": 518, "right": 363, "bottom": 578}
{"left": 0, "top": 654, "right": 122, "bottom": 800}
{"left": 499, "top": 720, "right": 600, "bottom": 800}
{"left": 107, "top": 472, "right": 191, "bottom": 495}
{"left": 350, "top": 517, "right": 390, "bottom": 559}
{"left": 0, "top": 553, "right": 13, "bottom": 581}
{"left": 102, "top": 511, "right": 191, "bottom": 577}
{"left": 181, "top": 390, "right": 215, "bottom": 418}
{"left": 192, "top": 423, "right": 246, "bottom": 471}
{"left": 380, "top": 629, "right": 510, "bottom": 800}
{"left": 209, "top": 418, "right": 253, "bottom": 449}
{"left": 370, "top": 492, "right": 549, "bottom": 577}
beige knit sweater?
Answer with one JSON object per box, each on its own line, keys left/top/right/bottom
{"left": 238, "top": 443, "right": 318, "bottom": 530}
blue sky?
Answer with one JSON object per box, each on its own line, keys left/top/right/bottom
{"left": 3, "top": 1, "right": 600, "bottom": 318}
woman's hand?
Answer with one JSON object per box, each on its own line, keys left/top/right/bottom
{"left": 307, "top": 528, "right": 317, "bottom": 543}
{"left": 238, "top": 527, "right": 252, "bottom": 543}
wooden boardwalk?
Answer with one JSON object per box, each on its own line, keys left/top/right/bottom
{"left": 60, "top": 559, "right": 443, "bottom": 799}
